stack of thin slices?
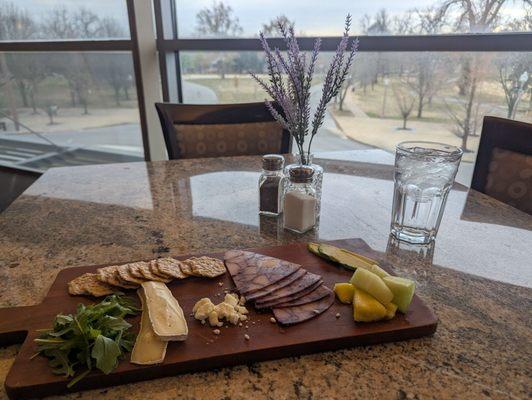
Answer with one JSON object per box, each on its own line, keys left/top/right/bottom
{"left": 68, "top": 257, "right": 226, "bottom": 297}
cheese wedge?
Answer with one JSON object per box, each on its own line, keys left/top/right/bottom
{"left": 131, "top": 288, "right": 168, "bottom": 365}
{"left": 141, "top": 281, "right": 188, "bottom": 341}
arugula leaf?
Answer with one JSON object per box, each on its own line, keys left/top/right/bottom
{"left": 34, "top": 294, "right": 139, "bottom": 386}
{"left": 92, "top": 335, "right": 122, "bottom": 375}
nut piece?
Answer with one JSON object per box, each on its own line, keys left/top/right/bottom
{"left": 270, "top": 317, "right": 277, "bottom": 324}
{"left": 244, "top": 334, "right": 250, "bottom": 340}
{"left": 335, "top": 313, "right": 341, "bottom": 318}
{"left": 213, "top": 329, "right": 221, "bottom": 335}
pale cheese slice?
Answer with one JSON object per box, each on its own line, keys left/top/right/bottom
{"left": 131, "top": 288, "right": 168, "bottom": 365}
{"left": 141, "top": 281, "right": 188, "bottom": 341}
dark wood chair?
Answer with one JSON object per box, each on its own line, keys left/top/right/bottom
{"left": 155, "top": 102, "right": 292, "bottom": 160}
{"left": 471, "top": 116, "right": 532, "bottom": 214}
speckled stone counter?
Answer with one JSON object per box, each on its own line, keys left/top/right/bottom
{"left": 0, "top": 153, "right": 531, "bottom": 399}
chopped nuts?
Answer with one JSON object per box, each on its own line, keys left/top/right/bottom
{"left": 213, "top": 329, "right": 221, "bottom": 335}
{"left": 335, "top": 313, "right": 340, "bottom": 318}
{"left": 238, "top": 322, "right": 243, "bottom": 327}
{"left": 270, "top": 317, "right": 276, "bottom": 324}
{"left": 218, "top": 282, "right": 224, "bottom": 286}
{"left": 244, "top": 334, "right": 250, "bottom": 340}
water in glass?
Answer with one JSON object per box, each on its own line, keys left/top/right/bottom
{"left": 391, "top": 141, "right": 463, "bottom": 244}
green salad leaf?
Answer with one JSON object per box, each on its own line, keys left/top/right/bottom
{"left": 34, "top": 294, "right": 139, "bottom": 386}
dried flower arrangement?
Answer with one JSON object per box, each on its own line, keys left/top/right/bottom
{"left": 251, "top": 15, "right": 358, "bottom": 163}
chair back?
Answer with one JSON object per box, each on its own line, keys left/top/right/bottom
{"left": 472, "top": 116, "right": 532, "bottom": 214}
{"left": 155, "top": 102, "right": 291, "bottom": 160}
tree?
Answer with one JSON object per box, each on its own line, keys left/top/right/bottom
{"left": 195, "top": 2, "right": 242, "bottom": 79}
{"left": 392, "top": 84, "right": 415, "bottom": 130}
{"left": 360, "top": 10, "right": 392, "bottom": 86}
{"left": 497, "top": 7, "right": 532, "bottom": 118}
{"left": 445, "top": 54, "right": 489, "bottom": 151}
{"left": 195, "top": 1, "right": 242, "bottom": 37}
{"left": 233, "top": 52, "right": 263, "bottom": 74}
{"left": 261, "top": 15, "right": 294, "bottom": 36}
{"left": 394, "top": 7, "right": 447, "bottom": 118}
{"left": 44, "top": 7, "right": 102, "bottom": 113}
{"left": 497, "top": 54, "right": 530, "bottom": 119}
{"left": 93, "top": 18, "right": 133, "bottom": 105}
{"left": 0, "top": 1, "right": 39, "bottom": 129}
{"left": 336, "top": 74, "right": 354, "bottom": 111}
{"left": 438, "top": 0, "right": 526, "bottom": 147}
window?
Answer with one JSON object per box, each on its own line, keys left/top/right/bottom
{"left": 156, "top": 0, "right": 532, "bottom": 186}
{"left": 0, "top": 0, "right": 146, "bottom": 172}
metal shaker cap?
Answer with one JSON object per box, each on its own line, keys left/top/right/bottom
{"left": 288, "top": 166, "right": 314, "bottom": 183}
{"left": 262, "top": 154, "right": 285, "bottom": 171}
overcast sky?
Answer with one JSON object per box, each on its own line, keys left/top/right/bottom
{"left": 14, "top": 0, "right": 528, "bottom": 37}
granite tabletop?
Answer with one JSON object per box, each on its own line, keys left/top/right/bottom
{"left": 0, "top": 153, "right": 531, "bottom": 399}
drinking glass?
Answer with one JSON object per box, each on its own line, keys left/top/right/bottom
{"left": 390, "top": 141, "right": 463, "bottom": 244}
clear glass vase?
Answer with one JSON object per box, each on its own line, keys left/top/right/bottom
{"left": 285, "top": 152, "right": 323, "bottom": 214}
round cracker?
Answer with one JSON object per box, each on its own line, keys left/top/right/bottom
{"left": 187, "top": 256, "right": 226, "bottom": 278}
{"left": 155, "top": 258, "right": 187, "bottom": 279}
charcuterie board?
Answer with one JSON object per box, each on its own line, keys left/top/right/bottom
{"left": 1, "top": 238, "right": 437, "bottom": 399}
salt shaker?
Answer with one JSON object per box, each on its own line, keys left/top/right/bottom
{"left": 282, "top": 166, "right": 317, "bottom": 233}
{"left": 258, "top": 154, "right": 285, "bottom": 216}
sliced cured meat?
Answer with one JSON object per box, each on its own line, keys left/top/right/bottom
{"left": 224, "top": 250, "right": 301, "bottom": 294}
{"left": 273, "top": 291, "right": 335, "bottom": 325}
{"left": 273, "top": 285, "right": 332, "bottom": 308}
{"left": 254, "top": 278, "right": 323, "bottom": 309}
{"left": 246, "top": 269, "right": 306, "bottom": 301}
{"left": 253, "top": 271, "right": 322, "bottom": 305}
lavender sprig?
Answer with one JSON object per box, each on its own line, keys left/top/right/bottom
{"left": 250, "top": 14, "right": 358, "bottom": 159}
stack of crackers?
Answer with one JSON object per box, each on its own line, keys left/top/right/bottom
{"left": 68, "top": 256, "right": 226, "bottom": 297}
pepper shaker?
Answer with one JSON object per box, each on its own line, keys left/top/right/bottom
{"left": 258, "top": 154, "right": 285, "bottom": 216}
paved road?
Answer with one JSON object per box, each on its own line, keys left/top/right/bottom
{"left": 1, "top": 82, "right": 371, "bottom": 165}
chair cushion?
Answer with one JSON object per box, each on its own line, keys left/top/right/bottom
{"left": 485, "top": 147, "right": 532, "bottom": 214}
{"left": 173, "top": 121, "right": 283, "bottom": 159}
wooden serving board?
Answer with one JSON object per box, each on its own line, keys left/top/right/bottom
{"left": 1, "top": 239, "right": 437, "bottom": 399}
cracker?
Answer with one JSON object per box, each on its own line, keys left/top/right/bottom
{"left": 118, "top": 263, "right": 147, "bottom": 285}
{"left": 128, "top": 262, "right": 148, "bottom": 280}
{"left": 154, "top": 258, "right": 187, "bottom": 279}
{"left": 68, "top": 273, "right": 117, "bottom": 297}
{"left": 98, "top": 265, "right": 137, "bottom": 289}
{"left": 138, "top": 261, "right": 172, "bottom": 283}
{"left": 179, "top": 261, "right": 194, "bottom": 276}
{"left": 187, "top": 256, "right": 226, "bottom": 278}
{"left": 149, "top": 259, "right": 174, "bottom": 280}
